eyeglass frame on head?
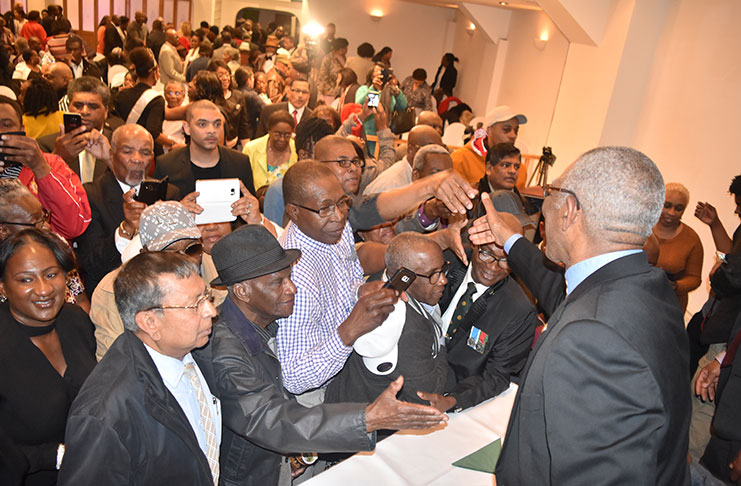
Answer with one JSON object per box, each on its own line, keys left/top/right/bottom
{"left": 292, "top": 194, "right": 354, "bottom": 218}
{"left": 143, "top": 287, "right": 215, "bottom": 313}
{"left": 543, "top": 184, "right": 582, "bottom": 210}
{"left": 318, "top": 158, "right": 366, "bottom": 169}
{"left": 0, "top": 209, "right": 51, "bottom": 229}
{"left": 414, "top": 260, "right": 450, "bottom": 284}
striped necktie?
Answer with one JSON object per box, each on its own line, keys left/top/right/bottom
{"left": 183, "top": 362, "right": 220, "bottom": 485}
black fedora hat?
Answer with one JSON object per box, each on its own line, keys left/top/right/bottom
{"left": 210, "top": 225, "right": 301, "bottom": 287}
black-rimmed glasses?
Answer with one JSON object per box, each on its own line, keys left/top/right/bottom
{"left": 543, "top": 184, "right": 582, "bottom": 210}
{"left": 294, "top": 195, "right": 353, "bottom": 218}
{"left": 319, "top": 158, "right": 366, "bottom": 169}
{"left": 414, "top": 261, "right": 450, "bottom": 284}
{"left": 0, "top": 209, "right": 50, "bottom": 229}
{"left": 477, "top": 247, "right": 507, "bottom": 265}
{"left": 144, "top": 288, "right": 214, "bottom": 312}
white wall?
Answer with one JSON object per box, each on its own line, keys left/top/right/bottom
{"left": 494, "top": 8, "right": 569, "bottom": 156}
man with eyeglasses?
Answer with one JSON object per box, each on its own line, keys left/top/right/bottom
{"left": 416, "top": 196, "right": 539, "bottom": 413}
{"left": 326, "top": 232, "right": 450, "bottom": 409}
{"left": 89, "top": 200, "right": 223, "bottom": 361}
{"left": 75, "top": 124, "right": 180, "bottom": 297}
{"left": 59, "top": 251, "right": 223, "bottom": 485}
{"left": 255, "top": 77, "right": 313, "bottom": 138}
{"left": 469, "top": 147, "right": 690, "bottom": 485}
{"left": 277, "top": 161, "right": 476, "bottom": 400}
{"left": 38, "top": 76, "right": 123, "bottom": 183}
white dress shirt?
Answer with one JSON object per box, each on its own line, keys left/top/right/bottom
{"left": 143, "top": 346, "right": 222, "bottom": 456}
{"left": 440, "top": 264, "right": 489, "bottom": 337}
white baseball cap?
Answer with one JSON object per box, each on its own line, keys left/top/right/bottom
{"left": 485, "top": 105, "right": 527, "bottom": 128}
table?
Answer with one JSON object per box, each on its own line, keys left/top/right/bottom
{"left": 303, "top": 384, "right": 517, "bottom": 486}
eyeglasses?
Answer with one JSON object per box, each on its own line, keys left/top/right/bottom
{"left": 293, "top": 195, "right": 353, "bottom": 218}
{"left": 414, "top": 261, "right": 450, "bottom": 284}
{"left": 543, "top": 184, "right": 582, "bottom": 210}
{"left": 144, "top": 288, "right": 214, "bottom": 312}
{"left": 162, "top": 240, "right": 204, "bottom": 257}
{"left": 166, "top": 90, "right": 183, "bottom": 96}
{"left": 319, "top": 158, "right": 365, "bottom": 169}
{"left": 0, "top": 209, "right": 50, "bottom": 229}
{"left": 477, "top": 246, "right": 507, "bottom": 266}
{"left": 270, "top": 130, "right": 292, "bottom": 139}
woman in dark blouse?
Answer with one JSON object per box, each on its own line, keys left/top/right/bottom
{"left": 0, "top": 229, "right": 96, "bottom": 485}
{"left": 207, "top": 59, "right": 250, "bottom": 150}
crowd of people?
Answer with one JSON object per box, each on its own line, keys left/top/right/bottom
{"left": 0, "top": 4, "right": 740, "bottom": 486}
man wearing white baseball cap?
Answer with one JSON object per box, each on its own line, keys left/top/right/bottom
{"left": 451, "top": 105, "right": 527, "bottom": 185}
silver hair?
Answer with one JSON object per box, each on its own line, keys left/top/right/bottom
{"left": 110, "top": 124, "right": 154, "bottom": 152}
{"left": 665, "top": 182, "right": 690, "bottom": 205}
{"left": 0, "top": 179, "right": 34, "bottom": 220}
{"left": 412, "top": 144, "right": 451, "bottom": 172}
{"left": 164, "top": 80, "right": 186, "bottom": 92}
{"left": 558, "top": 146, "right": 664, "bottom": 245}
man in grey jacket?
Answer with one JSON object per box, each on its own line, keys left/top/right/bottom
{"left": 202, "top": 224, "right": 448, "bottom": 485}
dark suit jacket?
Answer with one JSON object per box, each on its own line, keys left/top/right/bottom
{"left": 153, "top": 145, "right": 256, "bottom": 197}
{"left": 438, "top": 252, "right": 539, "bottom": 410}
{"left": 59, "top": 331, "right": 216, "bottom": 485}
{"left": 74, "top": 170, "right": 179, "bottom": 296}
{"left": 72, "top": 58, "right": 102, "bottom": 79}
{"left": 255, "top": 102, "right": 312, "bottom": 138}
{"left": 495, "top": 238, "right": 691, "bottom": 485}
{"left": 37, "top": 118, "right": 121, "bottom": 180}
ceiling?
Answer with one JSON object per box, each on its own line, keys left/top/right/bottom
{"left": 401, "top": 0, "right": 541, "bottom": 11}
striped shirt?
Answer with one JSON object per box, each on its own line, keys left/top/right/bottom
{"left": 276, "top": 221, "right": 364, "bottom": 394}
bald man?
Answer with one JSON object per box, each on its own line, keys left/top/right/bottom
{"left": 417, "top": 110, "right": 444, "bottom": 137}
{"left": 363, "top": 124, "right": 443, "bottom": 195}
{"left": 44, "top": 61, "right": 74, "bottom": 110}
{"left": 158, "top": 28, "right": 185, "bottom": 86}
{"left": 75, "top": 124, "right": 180, "bottom": 295}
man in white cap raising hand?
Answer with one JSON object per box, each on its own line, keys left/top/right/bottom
{"left": 451, "top": 105, "right": 526, "bottom": 185}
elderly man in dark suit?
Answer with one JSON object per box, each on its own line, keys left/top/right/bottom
{"left": 254, "top": 77, "right": 312, "bottom": 138}
{"left": 74, "top": 124, "right": 179, "bottom": 297}
{"left": 154, "top": 100, "right": 255, "bottom": 198}
{"left": 59, "top": 252, "right": 222, "bottom": 485}
{"left": 417, "top": 238, "right": 539, "bottom": 413}
{"left": 469, "top": 146, "right": 691, "bottom": 485}
{"left": 38, "top": 76, "right": 121, "bottom": 183}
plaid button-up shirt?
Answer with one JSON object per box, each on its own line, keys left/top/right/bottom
{"left": 276, "top": 221, "right": 365, "bottom": 394}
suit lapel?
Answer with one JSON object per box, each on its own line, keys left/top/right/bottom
{"left": 448, "top": 279, "right": 504, "bottom": 349}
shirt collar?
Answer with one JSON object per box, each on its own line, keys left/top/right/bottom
{"left": 462, "top": 264, "right": 490, "bottom": 297}
{"left": 116, "top": 178, "right": 140, "bottom": 195}
{"left": 287, "top": 102, "right": 304, "bottom": 117}
{"left": 144, "top": 343, "right": 193, "bottom": 389}
{"left": 564, "top": 249, "right": 642, "bottom": 295}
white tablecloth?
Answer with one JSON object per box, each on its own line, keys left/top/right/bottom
{"left": 304, "top": 384, "right": 518, "bottom": 486}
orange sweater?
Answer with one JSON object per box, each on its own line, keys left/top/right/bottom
{"left": 654, "top": 223, "right": 704, "bottom": 312}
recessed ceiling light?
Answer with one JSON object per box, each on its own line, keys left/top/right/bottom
{"left": 499, "top": 1, "right": 508, "bottom": 5}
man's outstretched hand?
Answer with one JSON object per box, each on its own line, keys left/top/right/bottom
{"left": 365, "top": 376, "right": 448, "bottom": 432}
{"left": 468, "top": 192, "right": 523, "bottom": 246}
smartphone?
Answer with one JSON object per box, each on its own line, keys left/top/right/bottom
{"left": 194, "top": 178, "right": 240, "bottom": 225}
{"left": 135, "top": 176, "right": 169, "bottom": 205}
{"left": 367, "top": 91, "right": 380, "bottom": 108}
{"left": 0, "top": 131, "right": 27, "bottom": 171}
{"left": 63, "top": 113, "right": 83, "bottom": 133}
{"left": 381, "top": 67, "right": 393, "bottom": 84}
{"left": 383, "top": 267, "right": 416, "bottom": 292}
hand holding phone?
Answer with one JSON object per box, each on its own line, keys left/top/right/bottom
{"left": 367, "top": 91, "right": 380, "bottom": 108}
{"left": 63, "top": 113, "right": 83, "bottom": 134}
{"left": 135, "top": 176, "right": 169, "bottom": 205}
{"left": 0, "top": 131, "right": 27, "bottom": 174}
{"left": 383, "top": 267, "right": 416, "bottom": 293}
{"left": 194, "top": 178, "right": 240, "bottom": 225}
